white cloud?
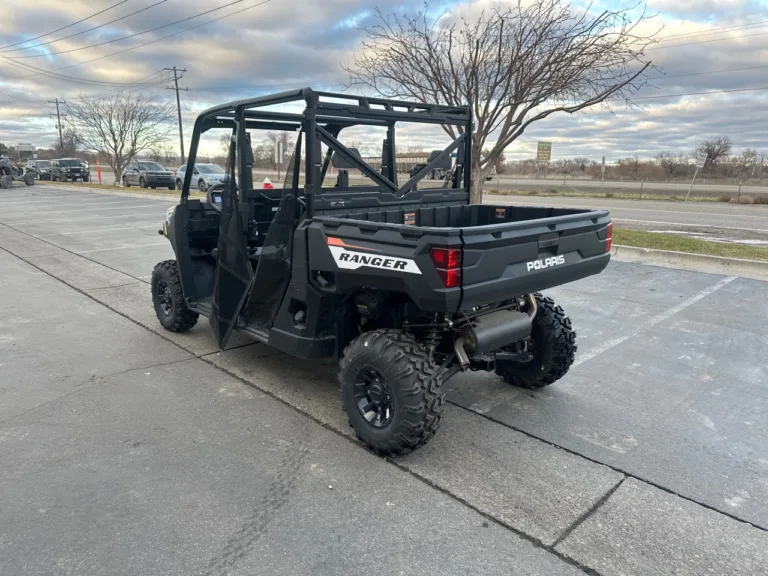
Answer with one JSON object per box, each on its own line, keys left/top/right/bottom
{"left": 0, "top": 0, "right": 766, "bottom": 161}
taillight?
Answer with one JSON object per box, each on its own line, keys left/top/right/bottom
{"left": 430, "top": 247, "right": 462, "bottom": 288}
{"left": 605, "top": 222, "right": 613, "bottom": 253}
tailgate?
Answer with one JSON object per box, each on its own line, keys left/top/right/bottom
{"left": 460, "top": 208, "right": 611, "bottom": 309}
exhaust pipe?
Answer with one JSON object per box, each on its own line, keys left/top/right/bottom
{"left": 453, "top": 337, "right": 470, "bottom": 371}
{"left": 524, "top": 293, "right": 537, "bottom": 319}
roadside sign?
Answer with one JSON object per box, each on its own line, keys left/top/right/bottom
{"left": 601, "top": 156, "right": 606, "bottom": 175}
{"left": 536, "top": 141, "right": 552, "bottom": 164}
{"left": 17, "top": 143, "right": 35, "bottom": 152}
{"left": 275, "top": 141, "right": 284, "bottom": 164}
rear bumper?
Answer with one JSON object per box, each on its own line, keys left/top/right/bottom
{"left": 461, "top": 253, "right": 610, "bottom": 310}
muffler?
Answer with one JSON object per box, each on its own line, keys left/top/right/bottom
{"left": 453, "top": 295, "right": 537, "bottom": 369}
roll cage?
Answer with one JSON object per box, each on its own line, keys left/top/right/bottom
{"left": 174, "top": 88, "right": 472, "bottom": 348}
{"left": 179, "top": 88, "right": 473, "bottom": 213}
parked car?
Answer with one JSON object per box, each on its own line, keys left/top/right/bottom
{"left": 408, "top": 163, "right": 438, "bottom": 179}
{"left": 122, "top": 160, "right": 176, "bottom": 189}
{"left": 51, "top": 158, "right": 90, "bottom": 182}
{"left": 175, "top": 163, "right": 227, "bottom": 192}
{"left": 26, "top": 159, "right": 51, "bottom": 180}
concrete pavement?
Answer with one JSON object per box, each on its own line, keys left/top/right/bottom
{"left": 1, "top": 184, "right": 767, "bottom": 575}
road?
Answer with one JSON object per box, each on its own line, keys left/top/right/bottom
{"left": 491, "top": 176, "right": 768, "bottom": 196}
{"left": 487, "top": 193, "right": 768, "bottom": 236}
{"left": 1, "top": 183, "right": 767, "bottom": 575}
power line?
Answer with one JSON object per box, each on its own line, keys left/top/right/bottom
{"left": 650, "top": 63, "right": 768, "bottom": 81}
{"left": 6, "top": 0, "right": 247, "bottom": 60}
{"left": 0, "top": 1, "right": 128, "bottom": 51}
{"left": 634, "top": 86, "right": 768, "bottom": 100}
{"left": 0, "top": 0, "right": 169, "bottom": 55}
{"left": 1, "top": 0, "right": 273, "bottom": 83}
{"left": 648, "top": 29, "right": 768, "bottom": 50}
{"left": 0, "top": 57, "right": 167, "bottom": 87}
{"left": 657, "top": 20, "right": 768, "bottom": 42}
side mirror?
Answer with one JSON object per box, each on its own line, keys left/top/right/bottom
{"left": 133, "top": 167, "right": 140, "bottom": 172}
{"left": 193, "top": 170, "right": 199, "bottom": 176}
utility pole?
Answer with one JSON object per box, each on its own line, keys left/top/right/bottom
{"left": 164, "top": 67, "right": 188, "bottom": 163}
{"left": 49, "top": 98, "right": 65, "bottom": 152}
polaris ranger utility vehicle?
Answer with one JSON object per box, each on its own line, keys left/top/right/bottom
{"left": 0, "top": 156, "right": 35, "bottom": 188}
{"left": 151, "top": 89, "right": 612, "bottom": 455}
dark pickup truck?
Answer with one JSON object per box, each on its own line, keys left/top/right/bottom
{"left": 151, "top": 89, "right": 612, "bottom": 456}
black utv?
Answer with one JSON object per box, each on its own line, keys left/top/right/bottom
{"left": 151, "top": 89, "right": 612, "bottom": 455}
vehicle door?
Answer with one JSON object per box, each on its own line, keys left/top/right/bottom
{"left": 128, "top": 162, "right": 140, "bottom": 185}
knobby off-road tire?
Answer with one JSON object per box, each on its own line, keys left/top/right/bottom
{"left": 340, "top": 329, "right": 445, "bottom": 456}
{"left": 0, "top": 174, "right": 12, "bottom": 189}
{"left": 151, "top": 260, "right": 198, "bottom": 332}
{"left": 495, "top": 293, "right": 577, "bottom": 389}
{"left": 24, "top": 172, "right": 35, "bottom": 186}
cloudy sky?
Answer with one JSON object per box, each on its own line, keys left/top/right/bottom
{"left": 1, "top": 0, "right": 767, "bottom": 162}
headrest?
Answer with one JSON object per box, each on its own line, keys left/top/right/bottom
{"left": 331, "top": 147, "right": 362, "bottom": 169}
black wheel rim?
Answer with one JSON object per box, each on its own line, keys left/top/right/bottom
{"left": 156, "top": 281, "right": 172, "bottom": 316}
{"left": 353, "top": 366, "right": 394, "bottom": 428}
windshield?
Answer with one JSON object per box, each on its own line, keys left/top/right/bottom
{"left": 37, "top": 161, "right": 50, "bottom": 167}
{"left": 197, "top": 164, "right": 224, "bottom": 174}
{"left": 60, "top": 159, "right": 82, "bottom": 167}
{"left": 138, "top": 162, "right": 164, "bottom": 171}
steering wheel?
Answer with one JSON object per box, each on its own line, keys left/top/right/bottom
{"left": 206, "top": 183, "right": 224, "bottom": 211}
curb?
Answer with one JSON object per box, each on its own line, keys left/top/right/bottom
{"left": 613, "top": 244, "right": 768, "bottom": 281}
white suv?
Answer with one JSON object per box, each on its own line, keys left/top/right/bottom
{"left": 175, "top": 163, "right": 226, "bottom": 192}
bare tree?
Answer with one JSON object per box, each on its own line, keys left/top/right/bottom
{"left": 345, "top": 0, "right": 657, "bottom": 201}
{"left": 65, "top": 92, "right": 174, "bottom": 185}
{"left": 696, "top": 137, "right": 732, "bottom": 173}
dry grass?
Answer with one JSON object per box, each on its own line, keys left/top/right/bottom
{"left": 753, "top": 195, "right": 768, "bottom": 205}
{"left": 718, "top": 194, "right": 731, "bottom": 202}
{"left": 737, "top": 195, "right": 754, "bottom": 204}
{"left": 613, "top": 228, "right": 768, "bottom": 262}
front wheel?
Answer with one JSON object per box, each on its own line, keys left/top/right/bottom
{"left": 168, "top": 184, "right": 175, "bottom": 190}
{"left": 24, "top": 173, "right": 35, "bottom": 186}
{"left": 495, "top": 294, "right": 577, "bottom": 389}
{"left": 198, "top": 179, "right": 207, "bottom": 193}
{"left": 340, "top": 330, "right": 445, "bottom": 456}
{"left": 139, "top": 177, "right": 147, "bottom": 189}
{"left": 151, "top": 260, "right": 199, "bottom": 332}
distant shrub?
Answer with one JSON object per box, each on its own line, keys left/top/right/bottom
{"left": 527, "top": 190, "right": 539, "bottom": 195}
{"left": 604, "top": 192, "right": 615, "bottom": 198}
{"left": 752, "top": 195, "right": 768, "bottom": 205}
{"left": 718, "top": 194, "right": 731, "bottom": 202}
{"left": 738, "top": 195, "right": 754, "bottom": 205}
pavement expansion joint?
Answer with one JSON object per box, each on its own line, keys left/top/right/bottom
{"left": 0, "top": 220, "right": 150, "bottom": 284}
{"left": 447, "top": 399, "right": 768, "bottom": 534}
{"left": 551, "top": 477, "right": 627, "bottom": 549}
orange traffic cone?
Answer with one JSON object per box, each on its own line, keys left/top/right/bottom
{"left": 263, "top": 177, "right": 273, "bottom": 189}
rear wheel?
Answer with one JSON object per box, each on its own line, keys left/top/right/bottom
{"left": 176, "top": 179, "right": 182, "bottom": 190}
{"left": 340, "top": 329, "right": 445, "bottom": 456}
{"left": 0, "top": 174, "right": 12, "bottom": 189}
{"left": 151, "top": 260, "right": 198, "bottom": 332}
{"left": 495, "top": 294, "right": 576, "bottom": 389}
{"left": 123, "top": 176, "right": 130, "bottom": 187}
